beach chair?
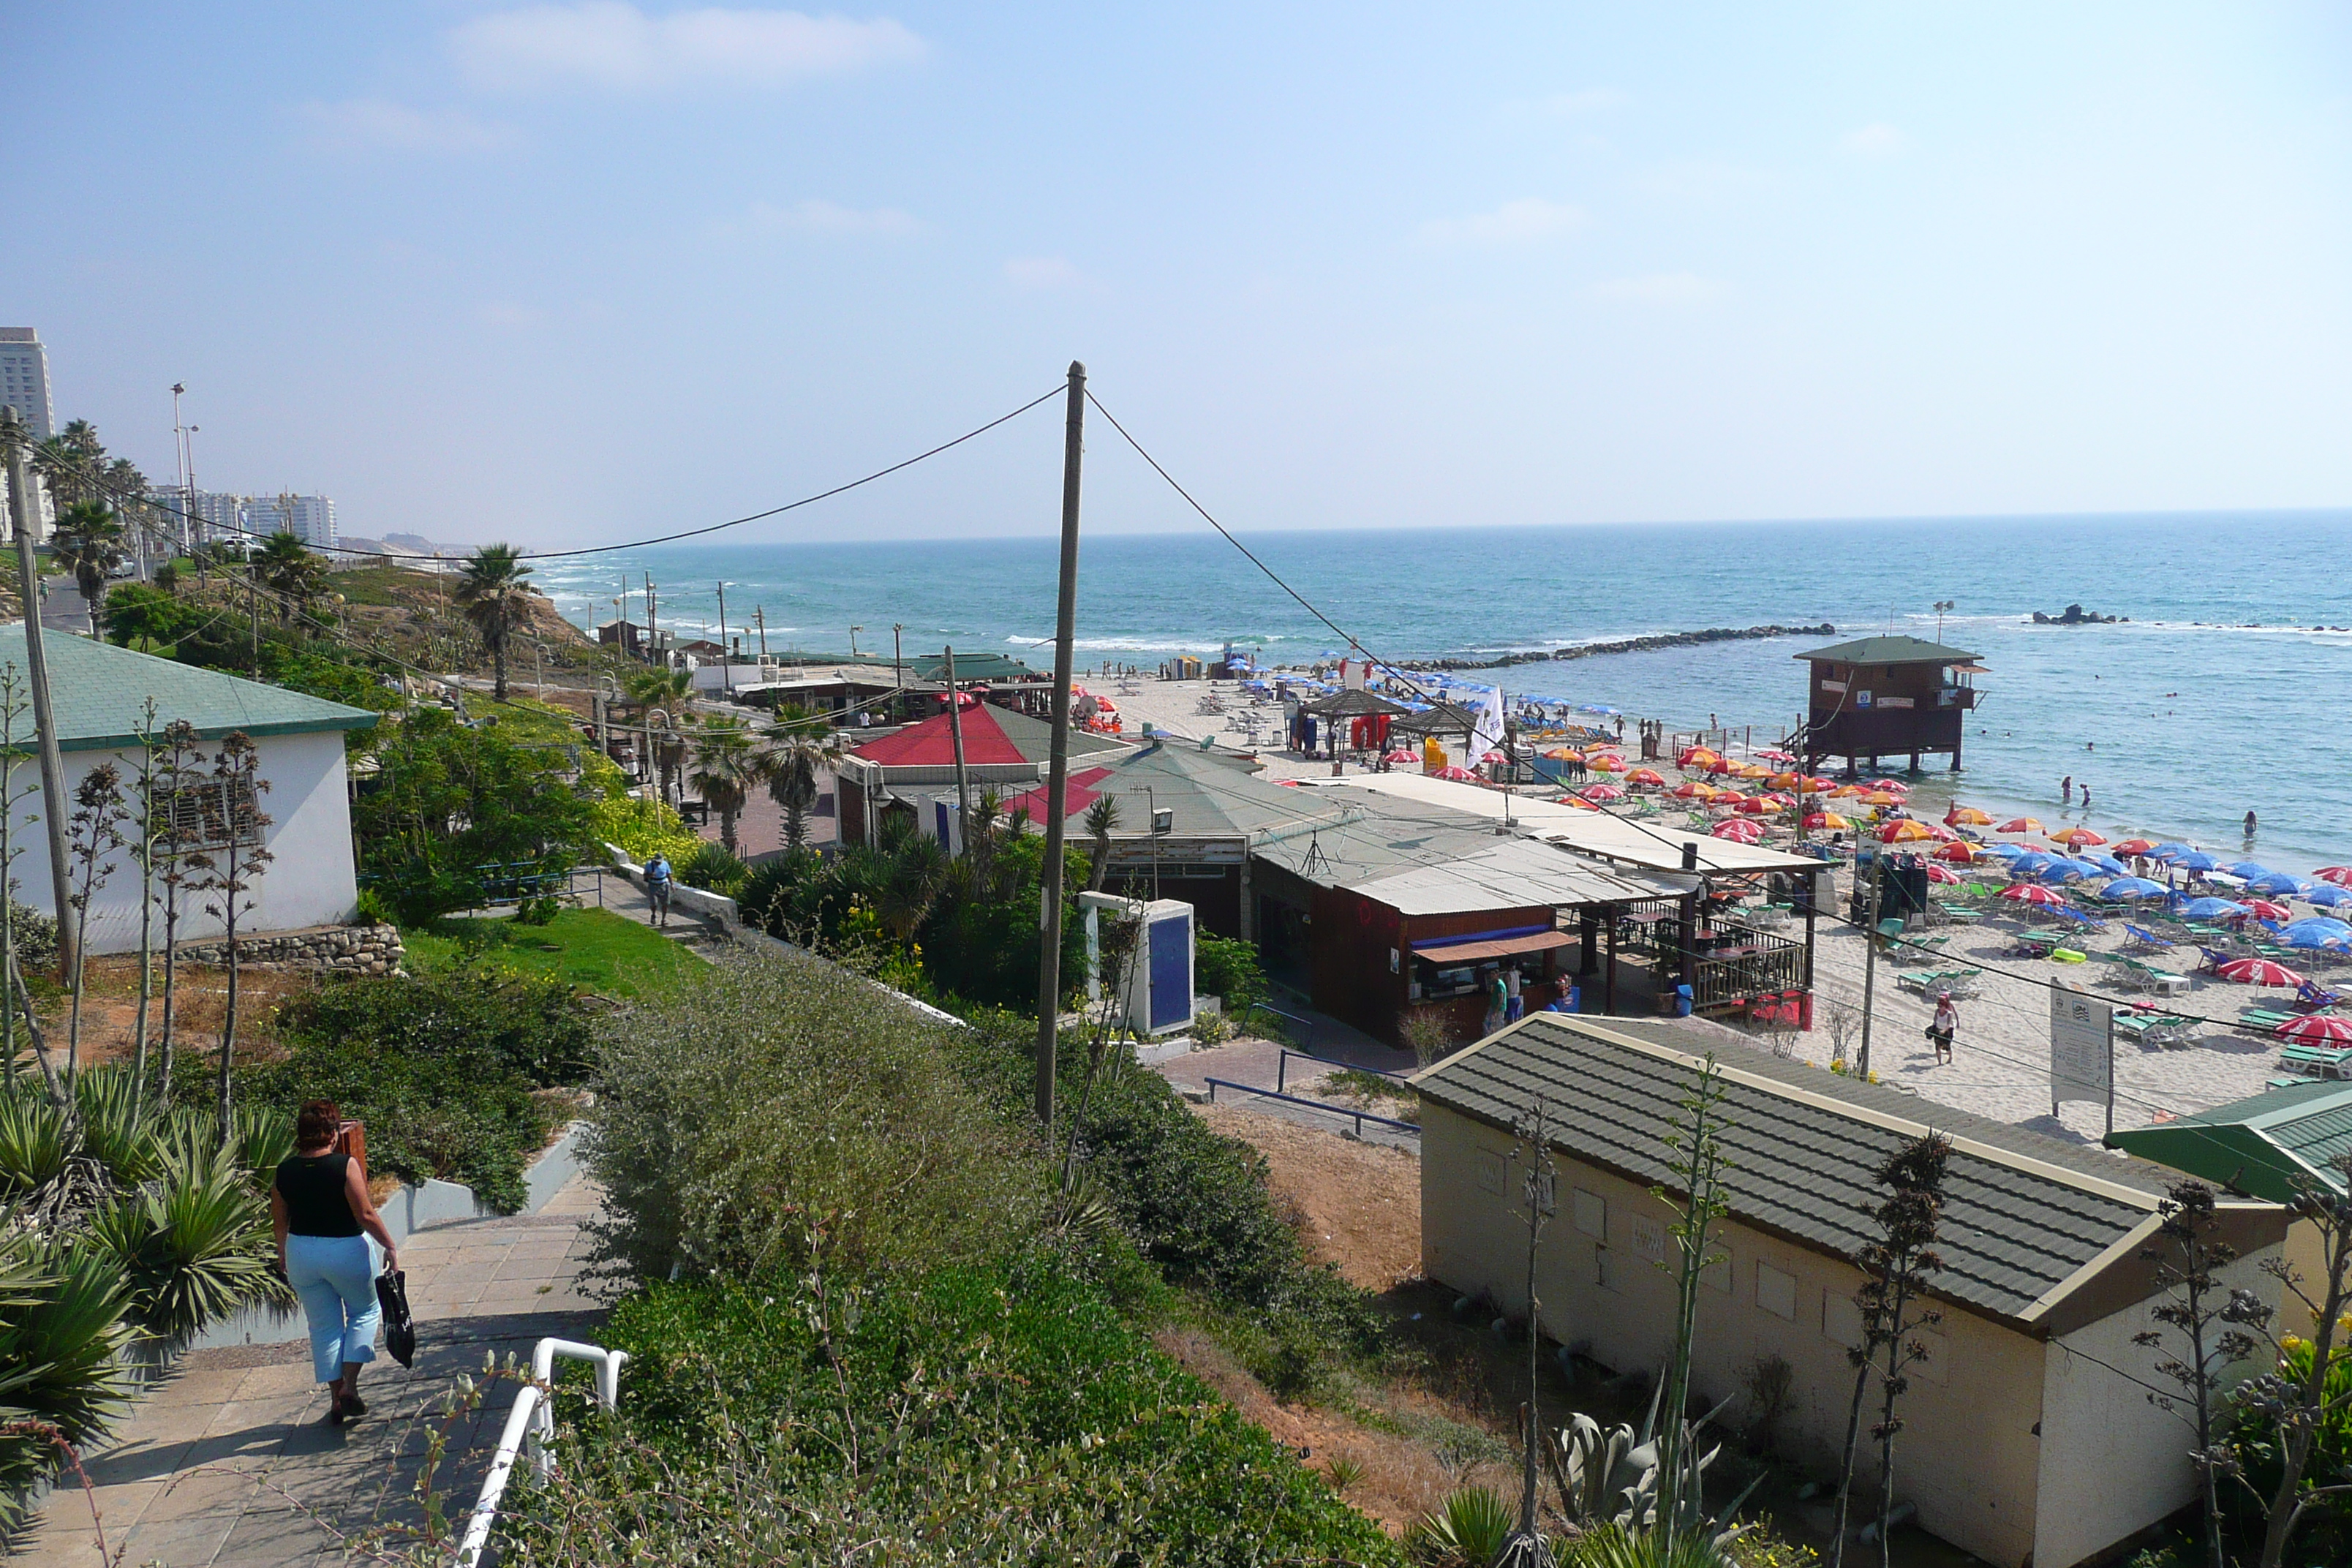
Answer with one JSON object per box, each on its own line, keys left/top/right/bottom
{"left": 2122, "top": 924, "right": 2176, "bottom": 954}
{"left": 2297, "top": 979, "right": 2344, "bottom": 1011}
{"left": 2280, "top": 1044, "right": 2352, "bottom": 1080}
{"left": 2199, "top": 946, "right": 2236, "bottom": 974}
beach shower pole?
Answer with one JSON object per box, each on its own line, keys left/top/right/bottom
{"left": 1035, "top": 361, "right": 1087, "bottom": 1134}
{"left": 3, "top": 408, "right": 78, "bottom": 982}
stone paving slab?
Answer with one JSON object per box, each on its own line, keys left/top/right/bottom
{"left": 20, "top": 1176, "right": 608, "bottom": 1568}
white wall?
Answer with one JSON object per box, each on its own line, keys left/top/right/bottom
{"left": 5, "top": 730, "right": 361, "bottom": 953}
{"left": 2033, "top": 1248, "right": 2281, "bottom": 1568}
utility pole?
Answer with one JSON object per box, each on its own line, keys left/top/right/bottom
{"left": 944, "top": 644, "right": 970, "bottom": 832}
{"left": 754, "top": 606, "right": 768, "bottom": 660}
{"left": 644, "top": 573, "right": 660, "bottom": 668}
{"left": 4, "top": 408, "right": 80, "bottom": 981}
{"left": 1034, "top": 361, "right": 1086, "bottom": 1134}
{"left": 1857, "top": 852, "right": 1886, "bottom": 1079}
{"left": 892, "top": 623, "right": 903, "bottom": 724}
{"left": 715, "top": 581, "right": 732, "bottom": 696}
{"left": 170, "top": 383, "right": 191, "bottom": 556}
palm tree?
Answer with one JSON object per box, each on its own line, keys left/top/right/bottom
{"left": 254, "top": 531, "right": 326, "bottom": 627}
{"left": 1083, "top": 795, "right": 1122, "bottom": 892}
{"left": 686, "top": 719, "right": 763, "bottom": 855}
{"left": 48, "top": 501, "right": 124, "bottom": 635}
{"left": 31, "top": 419, "right": 107, "bottom": 509}
{"left": 763, "top": 720, "right": 843, "bottom": 851}
{"left": 452, "top": 543, "right": 534, "bottom": 701}
{"left": 625, "top": 668, "right": 695, "bottom": 804}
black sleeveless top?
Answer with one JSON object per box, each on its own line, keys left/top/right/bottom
{"left": 275, "top": 1153, "right": 362, "bottom": 1237}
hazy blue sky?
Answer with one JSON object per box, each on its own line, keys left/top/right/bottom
{"left": 7, "top": 3, "right": 2348, "bottom": 546}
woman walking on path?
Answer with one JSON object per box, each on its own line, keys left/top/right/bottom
{"left": 271, "top": 1100, "right": 399, "bottom": 1425}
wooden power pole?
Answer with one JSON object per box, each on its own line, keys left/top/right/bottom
{"left": 2, "top": 408, "right": 80, "bottom": 980}
{"left": 1034, "top": 362, "right": 1086, "bottom": 1133}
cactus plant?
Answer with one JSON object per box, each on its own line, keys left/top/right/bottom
{"left": 1544, "top": 1375, "right": 1763, "bottom": 1546}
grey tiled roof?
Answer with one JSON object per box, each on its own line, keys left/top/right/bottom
{"left": 1416, "top": 1014, "right": 2170, "bottom": 1327}
{"left": 0, "top": 626, "right": 377, "bottom": 751}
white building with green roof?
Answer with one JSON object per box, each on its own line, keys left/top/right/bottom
{"left": 0, "top": 627, "right": 380, "bottom": 952}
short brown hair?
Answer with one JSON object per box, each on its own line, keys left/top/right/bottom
{"left": 296, "top": 1100, "right": 341, "bottom": 1147}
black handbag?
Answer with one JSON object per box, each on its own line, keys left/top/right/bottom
{"left": 376, "top": 1267, "right": 416, "bottom": 1368}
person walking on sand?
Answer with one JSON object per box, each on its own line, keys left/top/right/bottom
{"left": 1927, "top": 992, "right": 1959, "bottom": 1065}
{"left": 645, "top": 852, "right": 674, "bottom": 928}
{"left": 271, "top": 1100, "right": 398, "bottom": 1426}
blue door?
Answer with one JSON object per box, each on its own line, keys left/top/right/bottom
{"left": 1147, "top": 913, "right": 1191, "bottom": 1032}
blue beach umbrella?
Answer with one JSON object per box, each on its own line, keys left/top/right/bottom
{"left": 2249, "top": 872, "right": 2313, "bottom": 896}
{"left": 2181, "top": 897, "right": 2249, "bottom": 919}
{"left": 2080, "top": 852, "right": 2128, "bottom": 875}
{"left": 2103, "top": 877, "right": 2169, "bottom": 899}
{"left": 2227, "top": 861, "right": 2274, "bottom": 880}
{"left": 2009, "top": 851, "right": 2057, "bottom": 875}
{"left": 2149, "top": 842, "right": 2195, "bottom": 862}
{"left": 2039, "top": 859, "right": 2095, "bottom": 883}
{"left": 1978, "top": 842, "right": 2030, "bottom": 861}
{"left": 2280, "top": 918, "right": 2352, "bottom": 948}
{"left": 2174, "top": 851, "right": 2224, "bottom": 873}
{"left": 2306, "top": 885, "right": 2352, "bottom": 908}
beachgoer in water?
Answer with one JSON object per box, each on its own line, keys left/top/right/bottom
{"left": 2061, "top": 775, "right": 2073, "bottom": 804}
{"left": 2244, "top": 810, "right": 2258, "bottom": 838}
{"left": 2081, "top": 785, "right": 2091, "bottom": 810}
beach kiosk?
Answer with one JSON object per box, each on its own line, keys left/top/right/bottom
{"left": 1795, "top": 634, "right": 1983, "bottom": 777}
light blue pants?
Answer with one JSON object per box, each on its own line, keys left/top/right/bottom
{"left": 284, "top": 1232, "right": 380, "bottom": 1385}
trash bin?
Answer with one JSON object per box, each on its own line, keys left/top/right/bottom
{"left": 1674, "top": 984, "right": 1693, "bottom": 1018}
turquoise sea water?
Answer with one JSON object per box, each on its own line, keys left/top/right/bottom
{"left": 539, "top": 510, "right": 2352, "bottom": 874}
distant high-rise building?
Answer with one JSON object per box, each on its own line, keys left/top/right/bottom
{"left": 0, "top": 328, "right": 55, "bottom": 441}
{"left": 249, "top": 494, "right": 337, "bottom": 551}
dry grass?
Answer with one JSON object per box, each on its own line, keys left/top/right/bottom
{"left": 15, "top": 956, "right": 317, "bottom": 1074}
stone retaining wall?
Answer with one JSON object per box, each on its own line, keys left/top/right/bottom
{"left": 176, "top": 921, "right": 405, "bottom": 976}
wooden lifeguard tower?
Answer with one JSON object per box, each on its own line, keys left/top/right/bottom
{"left": 1795, "top": 634, "right": 1983, "bottom": 776}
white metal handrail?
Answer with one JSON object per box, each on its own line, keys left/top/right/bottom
{"left": 453, "top": 1337, "right": 627, "bottom": 1568}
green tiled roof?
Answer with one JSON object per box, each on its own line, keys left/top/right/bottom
{"left": 1417, "top": 1014, "right": 2182, "bottom": 1329}
{"left": 2106, "top": 1080, "right": 2352, "bottom": 1202}
{"left": 1795, "top": 634, "right": 1982, "bottom": 666}
{"left": 0, "top": 627, "right": 379, "bottom": 752}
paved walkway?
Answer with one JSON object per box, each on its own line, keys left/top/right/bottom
{"left": 21, "top": 1177, "right": 606, "bottom": 1568}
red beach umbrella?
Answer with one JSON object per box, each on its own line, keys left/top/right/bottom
{"left": 2318, "top": 867, "right": 2352, "bottom": 888}
{"left": 1999, "top": 883, "right": 2068, "bottom": 906}
{"left": 1553, "top": 794, "right": 1601, "bottom": 810}
{"left": 2217, "top": 958, "right": 2306, "bottom": 987}
{"left": 2112, "top": 838, "right": 2157, "bottom": 856}
{"left": 1383, "top": 749, "right": 1418, "bottom": 764}
{"left": 1998, "top": 818, "right": 2046, "bottom": 834}
{"left": 2243, "top": 898, "right": 2293, "bottom": 921}
{"left": 2277, "top": 1014, "right": 2352, "bottom": 1044}
{"left": 1866, "top": 778, "right": 1910, "bottom": 792}
{"left": 1627, "top": 768, "right": 1667, "bottom": 786}
{"left": 1580, "top": 783, "right": 1626, "bottom": 802}
{"left": 1925, "top": 862, "right": 1962, "bottom": 884}
{"left": 2051, "top": 827, "right": 2108, "bottom": 848}
{"left": 1934, "top": 842, "right": 1978, "bottom": 863}
{"left": 1711, "top": 818, "right": 1763, "bottom": 843}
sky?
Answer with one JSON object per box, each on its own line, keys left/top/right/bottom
{"left": 4, "top": 2, "right": 2348, "bottom": 547}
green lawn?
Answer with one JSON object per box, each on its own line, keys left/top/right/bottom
{"left": 404, "top": 908, "right": 698, "bottom": 999}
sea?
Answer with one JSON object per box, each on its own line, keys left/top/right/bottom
{"left": 536, "top": 510, "right": 2352, "bottom": 876}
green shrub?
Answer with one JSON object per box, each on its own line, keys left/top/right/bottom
{"left": 491, "top": 1251, "right": 1401, "bottom": 1567}
{"left": 583, "top": 949, "right": 1048, "bottom": 1283}
{"left": 222, "top": 968, "right": 590, "bottom": 1213}
{"left": 673, "top": 840, "right": 745, "bottom": 898}
{"left": 1195, "top": 930, "right": 1267, "bottom": 1012}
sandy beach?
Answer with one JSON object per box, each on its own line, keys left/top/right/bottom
{"left": 1089, "top": 663, "right": 2318, "bottom": 1145}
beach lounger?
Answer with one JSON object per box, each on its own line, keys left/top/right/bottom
{"left": 2298, "top": 980, "right": 2345, "bottom": 1010}
{"left": 2279, "top": 1044, "right": 2352, "bottom": 1080}
{"left": 2122, "top": 924, "right": 2176, "bottom": 953}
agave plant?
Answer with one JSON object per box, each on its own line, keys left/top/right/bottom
{"left": 1560, "top": 1523, "right": 1736, "bottom": 1568}
{"left": 0, "top": 1067, "right": 288, "bottom": 1521}
{"left": 1545, "top": 1377, "right": 1763, "bottom": 1548}
{"left": 1406, "top": 1484, "right": 1515, "bottom": 1567}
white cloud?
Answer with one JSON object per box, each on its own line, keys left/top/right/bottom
{"left": 453, "top": 2, "right": 924, "bottom": 92}
{"left": 1587, "top": 271, "right": 1729, "bottom": 305}
{"left": 1003, "top": 256, "right": 1090, "bottom": 290}
{"left": 1417, "top": 197, "right": 1588, "bottom": 247}
{"left": 736, "top": 198, "right": 923, "bottom": 235}
{"left": 1842, "top": 123, "right": 1907, "bottom": 159}
{"left": 298, "top": 99, "right": 516, "bottom": 152}
{"left": 1499, "top": 88, "right": 1628, "bottom": 121}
